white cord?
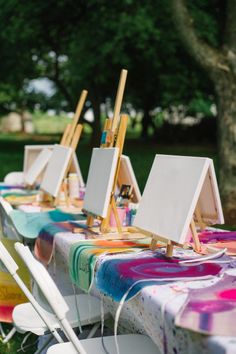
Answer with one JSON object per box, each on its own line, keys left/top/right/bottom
{"left": 72, "top": 283, "right": 83, "bottom": 333}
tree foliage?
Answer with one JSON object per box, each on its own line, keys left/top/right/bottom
{"left": 0, "top": 0, "right": 215, "bottom": 139}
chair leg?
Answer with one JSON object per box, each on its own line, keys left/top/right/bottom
{"left": 86, "top": 322, "right": 100, "bottom": 339}
{"left": 0, "top": 322, "right": 6, "bottom": 338}
{"left": 34, "top": 334, "right": 54, "bottom": 354}
{"left": 2, "top": 327, "right": 16, "bottom": 343}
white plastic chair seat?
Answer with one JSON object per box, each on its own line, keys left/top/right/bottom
{"left": 4, "top": 172, "right": 24, "bottom": 185}
{"left": 47, "top": 334, "right": 160, "bottom": 354}
{"left": 13, "top": 294, "right": 108, "bottom": 336}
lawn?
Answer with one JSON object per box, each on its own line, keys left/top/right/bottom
{"left": 0, "top": 132, "right": 218, "bottom": 192}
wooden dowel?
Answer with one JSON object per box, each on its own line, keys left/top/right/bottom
{"left": 111, "top": 69, "right": 128, "bottom": 133}
{"left": 65, "top": 90, "right": 88, "bottom": 146}
{"left": 87, "top": 215, "right": 94, "bottom": 228}
{"left": 60, "top": 123, "right": 72, "bottom": 146}
{"left": 195, "top": 205, "right": 206, "bottom": 231}
{"left": 70, "top": 124, "right": 83, "bottom": 152}
{"left": 150, "top": 238, "right": 157, "bottom": 251}
{"left": 111, "top": 196, "right": 122, "bottom": 233}
{"left": 166, "top": 241, "right": 174, "bottom": 257}
{"left": 115, "top": 114, "right": 128, "bottom": 152}
{"left": 190, "top": 219, "right": 201, "bottom": 252}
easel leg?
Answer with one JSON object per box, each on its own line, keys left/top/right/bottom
{"left": 190, "top": 219, "right": 201, "bottom": 252}
{"left": 150, "top": 237, "right": 157, "bottom": 251}
{"left": 87, "top": 215, "right": 94, "bottom": 228}
{"left": 100, "top": 208, "right": 111, "bottom": 233}
{"left": 111, "top": 197, "right": 122, "bottom": 233}
{"left": 195, "top": 205, "right": 206, "bottom": 231}
{"left": 166, "top": 241, "right": 174, "bottom": 257}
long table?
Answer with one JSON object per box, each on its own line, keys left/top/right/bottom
{"left": 0, "top": 194, "right": 235, "bottom": 354}
{"left": 49, "top": 232, "right": 236, "bottom": 354}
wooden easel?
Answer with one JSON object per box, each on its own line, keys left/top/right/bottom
{"left": 61, "top": 90, "right": 87, "bottom": 148}
{"left": 53, "top": 90, "right": 88, "bottom": 205}
{"left": 85, "top": 114, "right": 130, "bottom": 234}
{"left": 40, "top": 90, "right": 87, "bottom": 206}
{"left": 84, "top": 69, "right": 129, "bottom": 233}
{"left": 24, "top": 90, "right": 87, "bottom": 191}
{"left": 54, "top": 124, "right": 83, "bottom": 206}
{"left": 100, "top": 114, "right": 128, "bottom": 233}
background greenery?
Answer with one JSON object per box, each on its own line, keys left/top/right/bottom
{"left": 0, "top": 1, "right": 236, "bottom": 351}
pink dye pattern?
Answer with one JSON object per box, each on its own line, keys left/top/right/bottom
{"left": 217, "top": 288, "right": 236, "bottom": 301}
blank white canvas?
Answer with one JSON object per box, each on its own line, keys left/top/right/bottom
{"left": 23, "top": 145, "right": 53, "bottom": 173}
{"left": 23, "top": 145, "right": 84, "bottom": 186}
{"left": 118, "top": 155, "right": 141, "bottom": 203}
{"left": 40, "top": 145, "right": 73, "bottom": 197}
{"left": 24, "top": 148, "right": 52, "bottom": 185}
{"left": 83, "top": 147, "right": 119, "bottom": 218}
{"left": 134, "top": 155, "right": 212, "bottom": 245}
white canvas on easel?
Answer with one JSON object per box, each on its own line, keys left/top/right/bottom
{"left": 23, "top": 145, "right": 53, "bottom": 173}
{"left": 24, "top": 148, "right": 52, "bottom": 186}
{"left": 40, "top": 145, "right": 73, "bottom": 198}
{"left": 83, "top": 148, "right": 119, "bottom": 218}
{"left": 133, "top": 155, "right": 224, "bottom": 246}
{"left": 23, "top": 145, "right": 84, "bottom": 187}
{"left": 117, "top": 155, "right": 141, "bottom": 203}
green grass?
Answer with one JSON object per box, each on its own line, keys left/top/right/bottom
{"left": 0, "top": 324, "right": 37, "bottom": 353}
{"left": 0, "top": 132, "right": 217, "bottom": 192}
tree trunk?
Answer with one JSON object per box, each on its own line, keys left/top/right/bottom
{"left": 141, "top": 106, "right": 150, "bottom": 140}
{"left": 216, "top": 76, "right": 236, "bottom": 224}
{"left": 141, "top": 105, "right": 155, "bottom": 140}
{"left": 169, "top": 0, "right": 236, "bottom": 225}
{"left": 90, "top": 95, "right": 102, "bottom": 146}
{"left": 19, "top": 110, "right": 25, "bottom": 133}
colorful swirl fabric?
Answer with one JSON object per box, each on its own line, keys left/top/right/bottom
{"left": 10, "top": 208, "right": 83, "bottom": 239}
{"left": 199, "top": 230, "right": 236, "bottom": 243}
{"left": 198, "top": 230, "right": 236, "bottom": 255}
{"left": 176, "top": 273, "right": 236, "bottom": 336}
{"left": 0, "top": 184, "right": 24, "bottom": 191}
{"left": 34, "top": 221, "right": 76, "bottom": 264}
{"left": 95, "top": 252, "right": 224, "bottom": 301}
{"left": 69, "top": 240, "right": 149, "bottom": 292}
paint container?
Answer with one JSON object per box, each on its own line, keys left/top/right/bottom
{"left": 68, "top": 173, "right": 80, "bottom": 199}
{"left": 126, "top": 203, "right": 138, "bottom": 226}
{"left": 109, "top": 207, "right": 126, "bottom": 227}
{"left": 79, "top": 186, "right": 86, "bottom": 200}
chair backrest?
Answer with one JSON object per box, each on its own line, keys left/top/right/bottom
{"left": 0, "top": 240, "right": 63, "bottom": 343}
{"left": 15, "top": 242, "right": 87, "bottom": 354}
{"left": 15, "top": 242, "right": 69, "bottom": 319}
{"left": 0, "top": 240, "right": 18, "bottom": 275}
{"left": 0, "top": 197, "right": 22, "bottom": 241}
{"left": 0, "top": 196, "right": 13, "bottom": 215}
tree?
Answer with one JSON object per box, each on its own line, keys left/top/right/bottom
{"left": 168, "top": 0, "right": 236, "bottom": 224}
{"left": 0, "top": 0, "right": 214, "bottom": 144}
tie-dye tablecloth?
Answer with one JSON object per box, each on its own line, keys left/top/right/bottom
{"left": 49, "top": 231, "right": 236, "bottom": 354}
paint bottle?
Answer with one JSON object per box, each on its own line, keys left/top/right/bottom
{"left": 68, "top": 173, "right": 79, "bottom": 199}
{"left": 79, "top": 186, "right": 86, "bottom": 200}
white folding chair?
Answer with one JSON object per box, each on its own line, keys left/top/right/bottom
{"left": 0, "top": 240, "right": 64, "bottom": 351}
{"left": 13, "top": 244, "right": 159, "bottom": 354}
{"left": 14, "top": 243, "right": 109, "bottom": 336}
{"left": 0, "top": 241, "right": 109, "bottom": 354}
{"left": 0, "top": 196, "right": 21, "bottom": 241}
